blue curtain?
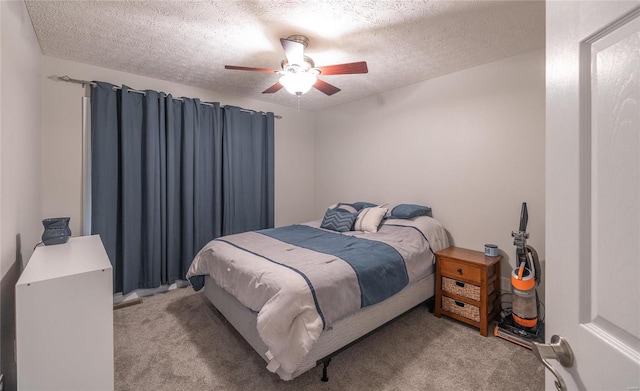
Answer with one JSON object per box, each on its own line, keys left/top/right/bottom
{"left": 222, "top": 106, "right": 275, "bottom": 235}
{"left": 90, "top": 82, "right": 273, "bottom": 294}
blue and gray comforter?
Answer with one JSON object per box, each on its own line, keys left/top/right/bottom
{"left": 186, "top": 217, "right": 448, "bottom": 380}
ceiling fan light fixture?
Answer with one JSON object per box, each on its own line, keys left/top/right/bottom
{"left": 225, "top": 34, "right": 367, "bottom": 97}
{"left": 279, "top": 72, "right": 317, "bottom": 96}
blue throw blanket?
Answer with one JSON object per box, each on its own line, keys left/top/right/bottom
{"left": 258, "top": 225, "right": 408, "bottom": 307}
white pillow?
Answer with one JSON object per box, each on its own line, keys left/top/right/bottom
{"left": 353, "top": 207, "right": 388, "bottom": 233}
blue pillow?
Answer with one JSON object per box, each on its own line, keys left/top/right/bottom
{"left": 336, "top": 202, "right": 377, "bottom": 212}
{"left": 386, "top": 204, "right": 432, "bottom": 219}
{"left": 320, "top": 208, "right": 357, "bottom": 232}
{"left": 353, "top": 201, "right": 377, "bottom": 210}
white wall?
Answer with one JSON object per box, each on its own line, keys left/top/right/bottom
{"left": 314, "top": 50, "right": 545, "bottom": 283}
{"left": 0, "top": 1, "right": 43, "bottom": 389}
{"left": 0, "top": 0, "right": 43, "bottom": 288}
{"left": 42, "top": 56, "right": 317, "bottom": 236}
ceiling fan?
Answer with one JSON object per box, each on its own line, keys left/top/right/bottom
{"left": 225, "top": 35, "right": 368, "bottom": 97}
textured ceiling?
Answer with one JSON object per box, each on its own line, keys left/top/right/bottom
{"left": 25, "top": 1, "right": 545, "bottom": 111}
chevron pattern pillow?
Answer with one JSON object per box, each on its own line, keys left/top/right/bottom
{"left": 320, "top": 208, "right": 357, "bottom": 232}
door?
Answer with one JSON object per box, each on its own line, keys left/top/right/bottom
{"left": 546, "top": 1, "right": 640, "bottom": 390}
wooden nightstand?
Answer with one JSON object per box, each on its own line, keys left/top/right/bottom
{"left": 434, "top": 247, "right": 501, "bottom": 336}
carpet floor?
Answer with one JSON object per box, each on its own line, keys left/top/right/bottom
{"left": 114, "top": 287, "right": 544, "bottom": 391}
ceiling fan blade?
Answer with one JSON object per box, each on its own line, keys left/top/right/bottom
{"left": 262, "top": 82, "right": 283, "bottom": 94}
{"left": 314, "top": 79, "right": 341, "bottom": 96}
{"left": 318, "top": 61, "right": 368, "bottom": 75}
{"left": 225, "top": 65, "right": 279, "bottom": 73}
{"left": 280, "top": 38, "right": 305, "bottom": 66}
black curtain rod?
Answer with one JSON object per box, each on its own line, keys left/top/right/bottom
{"left": 48, "top": 75, "right": 282, "bottom": 119}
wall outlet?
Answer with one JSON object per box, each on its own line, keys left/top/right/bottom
{"left": 501, "top": 276, "right": 511, "bottom": 292}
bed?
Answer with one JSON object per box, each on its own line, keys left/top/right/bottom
{"left": 187, "top": 204, "right": 449, "bottom": 381}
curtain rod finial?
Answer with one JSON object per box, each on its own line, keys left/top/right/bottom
{"left": 49, "top": 75, "right": 95, "bottom": 87}
{"left": 48, "top": 75, "right": 72, "bottom": 82}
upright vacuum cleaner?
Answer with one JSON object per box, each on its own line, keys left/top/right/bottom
{"left": 494, "top": 202, "right": 545, "bottom": 348}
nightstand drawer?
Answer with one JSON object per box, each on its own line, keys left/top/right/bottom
{"left": 442, "top": 277, "right": 477, "bottom": 301}
{"left": 442, "top": 277, "right": 496, "bottom": 301}
{"left": 442, "top": 296, "right": 494, "bottom": 323}
{"left": 440, "top": 259, "right": 481, "bottom": 283}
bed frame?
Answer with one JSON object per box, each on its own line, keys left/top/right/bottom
{"left": 203, "top": 272, "right": 435, "bottom": 381}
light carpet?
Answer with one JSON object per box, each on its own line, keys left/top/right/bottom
{"left": 114, "top": 287, "right": 544, "bottom": 391}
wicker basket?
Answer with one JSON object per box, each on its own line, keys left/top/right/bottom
{"left": 442, "top": 296, "right": 494, "bottom": 323}
{"left": 442, "top": 277, "right": 494, "bottom": 301}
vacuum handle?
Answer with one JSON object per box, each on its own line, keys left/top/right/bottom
{"left": 519, "top": 202, "right": 528, "bottom": 232}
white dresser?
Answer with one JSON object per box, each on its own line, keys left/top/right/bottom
{"left": 16, "top": 235, "right": 114, "bottom": 390}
